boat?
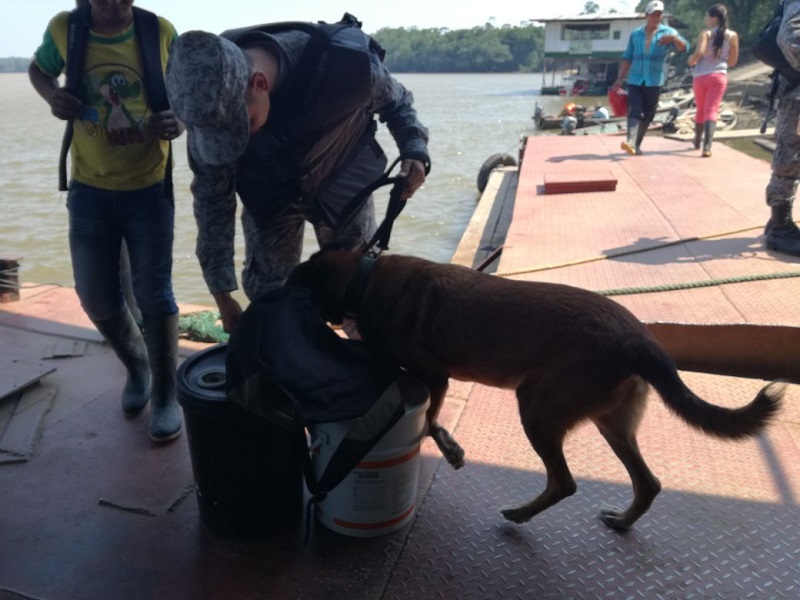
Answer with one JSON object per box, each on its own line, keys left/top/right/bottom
{"left": 533, "top": 100, "right": 625, "bottom": 133}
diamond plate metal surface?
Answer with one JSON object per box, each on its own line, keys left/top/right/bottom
{"left": 385, "top": 379, "right": 800, "bottom": 599}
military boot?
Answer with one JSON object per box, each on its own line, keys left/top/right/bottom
{"left": 765, "top": 202, "right": 800, "bottom": 256}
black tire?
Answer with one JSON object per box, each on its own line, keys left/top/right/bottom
{"left": 477, "top": 153, "right": 517, "bottom": 192}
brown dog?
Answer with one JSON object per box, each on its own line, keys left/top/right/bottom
{"left": 286, "top": 249, "right": 784, "bottom": 530}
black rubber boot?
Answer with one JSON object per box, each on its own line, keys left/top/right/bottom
{"left": 765, "top": 203, "right": 800, "bottom": 256}
{"left": 693, "top": 122, "right": 702, "bottom": 150}
{"left": 621, "top": 117, "right": 639, "bottom": 155}
{"left": 702, "top": 121, "right": 716, "bottom": 157}
{"left": 94, "top": 309, "right": 151, "bottom": 416}
{"left": 143, "top": 312, "right": 183, "bottom": 442}
{"left": 635, "top": 118, "right": 650, "bottom": 155}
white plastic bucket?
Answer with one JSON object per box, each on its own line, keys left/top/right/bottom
{"left": 310, "top": 371, "right": 429, "bottom": 537}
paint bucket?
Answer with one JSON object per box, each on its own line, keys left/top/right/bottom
{"left": 310, "top": 371, "right": 429, "bottom": 537}
{"left": 177, "top": 343, "right": 304, "bottom": 540}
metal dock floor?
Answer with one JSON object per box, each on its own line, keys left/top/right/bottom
{"left": 1, "top": 134, "right": 798, "bottom": 599}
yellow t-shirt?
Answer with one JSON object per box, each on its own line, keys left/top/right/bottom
{"left": 34, "top": 11, "right": 177, "bottom": 190}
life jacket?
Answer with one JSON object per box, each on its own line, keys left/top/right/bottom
{"left": 222, "top": 14, "right": 390, "bottom": 231}
{"left": 59, "top": 4, "right": 173, "bottom": 196}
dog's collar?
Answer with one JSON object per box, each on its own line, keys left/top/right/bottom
{"left": 341, "top": 255, "right": 377, "bottom": 317}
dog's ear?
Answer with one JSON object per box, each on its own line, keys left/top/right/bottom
{"left": 285, "top": 256, "right": 347, "bottom": 325}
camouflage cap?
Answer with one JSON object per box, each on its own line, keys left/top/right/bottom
{"left": 166, "top": 30, "right": 250, "bottom": 166}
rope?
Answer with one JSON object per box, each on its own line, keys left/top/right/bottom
{"left": 598, "top": 270, "right": 800, "bottom": 297}
{"left": 492, "top": 222, "right": 800, "bottom": 297}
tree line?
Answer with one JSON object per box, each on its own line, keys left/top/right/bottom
{"left": 373, "top": 23, "right": 546, "bottom": 73}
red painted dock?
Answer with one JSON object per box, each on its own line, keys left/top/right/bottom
{"left": 1, "top": 134, "right": 799, "bottom": 599}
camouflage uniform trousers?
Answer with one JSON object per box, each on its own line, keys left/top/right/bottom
{"left": 766, "top": 95, "right": 800, "bottom": 209}
{"left": 239, "top": 196, "right": 376, "bottom": 301}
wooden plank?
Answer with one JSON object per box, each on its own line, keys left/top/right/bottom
{"left": 42, "top": 340, "right": 88, "bottom": 359}
{"left": 0, "top": 360, "right": 56, "bottom": 402}
{"left": 543, "top": 170, "right": 617, "bottom": 194}
{"left": 647, "top": 322, "right": 800, "bottom": 384}
{"left": 0, "top": 385, "right": 56, "bottom": 462}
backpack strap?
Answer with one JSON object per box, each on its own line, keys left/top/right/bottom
{"left": 282, "top": 20, "right": 353, "bottom": 110}
{"left": 59, "top": 4, "right": 91, "bottom": 191}
{"left": 132, "top": 6, "right": 173, "bottom": 200}
{"left": 283, "top": 379, "right": 407, "bottom": 542}
{"left": 132, "top": 7, "right": 169, "bottom": 112}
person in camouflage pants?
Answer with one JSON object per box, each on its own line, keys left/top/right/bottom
{"left": 765, "top": 0, "right": 800, "bottom": 256}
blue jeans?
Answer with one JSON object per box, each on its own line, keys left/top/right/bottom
{"left": 67, "top": 181, "right": 177, "bottom": 321}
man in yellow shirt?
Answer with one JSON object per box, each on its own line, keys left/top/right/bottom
{"left": 29, "top": 0, "right": 185, "bottom": 442}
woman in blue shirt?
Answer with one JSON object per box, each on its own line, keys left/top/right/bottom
{"left": 611, "top": 1, "right": 688, "bottom": 155}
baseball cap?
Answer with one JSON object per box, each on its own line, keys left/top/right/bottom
{"left": 645, "top": 1, "right": 664, "bottom": 14}
{"left": 166, "top": 30, "right": 251, "bottom": 166}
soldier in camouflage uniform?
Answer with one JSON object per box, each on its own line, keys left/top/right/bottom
{"left": 766, "top": 0, "right": 800, "bottom": 256}
{"left": 166, "top": 27, "right": 429, "bottom": 333}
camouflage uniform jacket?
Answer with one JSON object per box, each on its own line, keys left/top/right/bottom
{"left": 189, "top": 29, "right": 430, "bottom": 295}
{"left": 778, "top": 0, "right": 800, "bottom": 97}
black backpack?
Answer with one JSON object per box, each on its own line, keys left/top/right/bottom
{"left": 224, "top": 286, "right": 414, "bottom": 533}
{"left": 753, "top": 1, "right": 800, "bottom": 85}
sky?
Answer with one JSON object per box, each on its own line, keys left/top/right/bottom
{"left": 0, "top": 0, "right": 636, "bottom": 58}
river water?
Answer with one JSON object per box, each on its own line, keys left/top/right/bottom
{"left": 0, "top": 71, "right": 572, "bottom": 306}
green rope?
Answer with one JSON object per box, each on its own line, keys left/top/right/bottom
{"left": 598, "top": 270, "right": 800, "bottom": 297}
{"left": 178, "top": 310, "right": 229, "bottom": 343}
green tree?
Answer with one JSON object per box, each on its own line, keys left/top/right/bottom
{"left": 373, "top": 23, "right": 545, "bottom": 72}
{"left": 582, "top": 2, "right": 601, "bottom": 14}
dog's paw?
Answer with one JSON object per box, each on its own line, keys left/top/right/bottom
{"left": 445, "top": 446, "right": 466, "bottom": 470}
{"left": 429, "top": 423, "right": 466, "bottom": 470}
{"left": 598, "top": 507, "right": 632, "bottom": 531}
{"left": 499, "top": 505, "right": 531, "bottom": 524}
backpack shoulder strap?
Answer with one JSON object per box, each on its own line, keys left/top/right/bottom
{"left": 132, "top": 6, "right": 173, "bottom": 199}
{"left": 132, "top": 6, "right": 169, "bottom": 112}
{"left": 59, "top": 4, "right": 92, "bottom": 191}
{"left": 65, "top": 4, "right": 91, "bottom": 96}
{"left": 300, "top": 380, "right": 407, "bottom": 541}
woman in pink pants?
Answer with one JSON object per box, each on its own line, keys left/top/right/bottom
{"left": 687, "top": 4, "right": 739, "bottom": 157}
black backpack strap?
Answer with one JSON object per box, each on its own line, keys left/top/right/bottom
{"left": 59, "top": 4, "right": 91, "bottom": 191}
{"left": 282, "top": 21, "right": 352, "bottom": 109}
{"left": 362, "top": 152, "right": 433, "bottom": 256}
{"left": 132, "top": 6, "right": 173, "bottom": 200}
{"left": 132, "top": 7, "right": 169, "bottom": 112}
{"left": 285, "top": 380, "right": 406, "bottom": 543}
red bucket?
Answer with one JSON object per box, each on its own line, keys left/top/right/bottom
{"left": 608, "top": 88, "right": 628, "bottom": 117}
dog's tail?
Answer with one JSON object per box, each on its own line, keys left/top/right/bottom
{"left": 634, "top": 340, "right": 784, "bottom": 439}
